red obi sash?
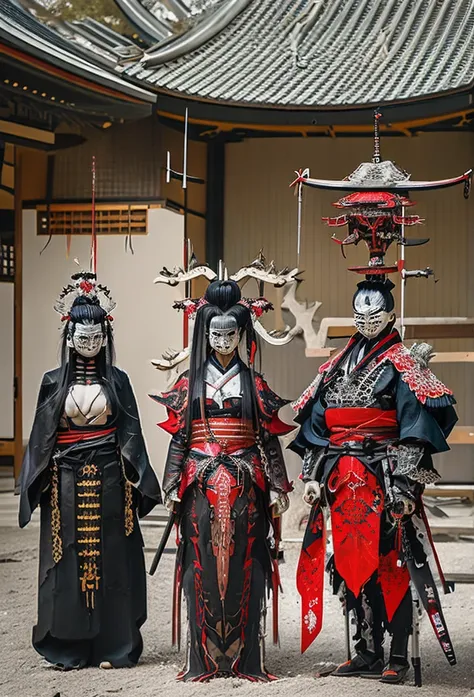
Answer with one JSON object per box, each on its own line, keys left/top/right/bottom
{"left": 325, "top": 407, "right": 398, "bottom": 446}
{"left": 56, "top": 426, "right": 116, "bottom": 445}
{"left": 189, "top": 418, "right": 255, "bottom": 455}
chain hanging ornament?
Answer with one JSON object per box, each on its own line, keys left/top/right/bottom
{"left": 50, "top": 457, "right": 63, "bottom": 564}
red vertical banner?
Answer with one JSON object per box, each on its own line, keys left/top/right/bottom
{"left": 297, "top": 503, "right": 326, "bottom": 653}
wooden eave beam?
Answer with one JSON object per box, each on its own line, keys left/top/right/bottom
{"left": 0, "top": 43, "right": 150, "bottom": 105}
{"left": 0, "top": 118, "right": 54, "bottom": 146}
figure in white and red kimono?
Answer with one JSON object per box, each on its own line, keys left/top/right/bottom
{"left": 19, "top": 272, "right": 161, "bottom": 670}
{"left": 290, "top": 111, "right": 471, "bottom": 685}
{"left": 151, "top": 276, "right": 293, "bottom": 682}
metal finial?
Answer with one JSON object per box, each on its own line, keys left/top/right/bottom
{"left": 372, "top": 109, "right": 382, "bottom": 164}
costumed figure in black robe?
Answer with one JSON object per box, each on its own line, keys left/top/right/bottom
{"left": 151, "top": 279, "right": 293, "bottom": 682}
{"left": 290, "top": 110, "right": 470, "bottom": 685}
{"left": 292, "top": 281, "right": 457, "bottom": 683}
{"left": 19, "top": 271, "right": 162, "bottom": 670}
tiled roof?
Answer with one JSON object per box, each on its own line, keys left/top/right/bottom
{"left": 0, "top": 0, "right": 155, "bottom": 103}
{"left": 125, "top": 0, "right": 474, "bottom": 107}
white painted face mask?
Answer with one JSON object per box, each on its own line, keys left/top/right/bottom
{"left": 67, "top": 321, "right": 106, "bottom": 358}
{"left": 353, "top": 288, "right": 394, "bottom": 339}
{"left": 208, "top": 316, "right": 240, "bottom": 355}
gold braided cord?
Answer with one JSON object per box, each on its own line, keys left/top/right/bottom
{"left": 50, "top": 459, "right": 63, "bottom": 564}
{"left": 122, "top": 459, "right": 134, "bottom": 537}
{"left": 78, "top": 549, "right": 100, "bottom": 558}
{"left": 77, "top": 526, "right": 100, "bottom": 532}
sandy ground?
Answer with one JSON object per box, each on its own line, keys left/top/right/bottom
{"left": 0, "top": 524, "right": 473, "bottom": 697}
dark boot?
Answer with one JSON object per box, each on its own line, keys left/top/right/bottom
{"left": 382, "top": 587, "right": 411, "bottom": 684}
{"left": 381, "top": 657, "right": 410, "bottom": 684}
{"left": 333, "top": 652, "right": 384, "bottom": 679}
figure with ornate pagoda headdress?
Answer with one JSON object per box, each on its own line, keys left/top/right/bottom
{"left": 290, "top": 112, "right": 470, "bottom": 685}
{"left": 150, "top": 258, "right": 297, "bottom": 682}
{"left": 19, "top": 271, "right": 162, "bottom": 670}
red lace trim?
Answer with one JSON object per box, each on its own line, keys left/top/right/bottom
{"left": 380, "top": 344, "right": 453, "bottom": 404}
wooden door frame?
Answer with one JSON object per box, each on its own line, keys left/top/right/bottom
{"left": 13, "top": 148, "right": 22, "bottom": 484}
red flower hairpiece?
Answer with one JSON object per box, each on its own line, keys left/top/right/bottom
{"left": 173, "top": 297, "right": 209, "bottom": 318}
{"left": 239, "top": 297, "right": 273, "bottom": 317}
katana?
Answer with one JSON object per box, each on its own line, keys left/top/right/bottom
{"left": 149, "top": 512, "right": 177, "bottom": 576}
{"left": 411, "top": 588, "right": 422, "bottom": 687}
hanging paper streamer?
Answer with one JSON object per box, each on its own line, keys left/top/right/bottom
{"left": 125, "top": 204, "right": 135, "bottom": 256}
{"left": 39, "top": 204, "right": 53, "bottom": 255}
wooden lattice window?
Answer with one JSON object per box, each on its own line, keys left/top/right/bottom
{"left": 0, "top": 241, "right": 14, "bottom": 280}
{"left": 0, "top": 210, "right": 14, "bottom": 282}
{"left": 36, "top": 204, "right": 149, "bottom": 236}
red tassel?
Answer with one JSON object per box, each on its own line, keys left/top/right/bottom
{"left": 249, "top": 340, "right": 257, "bottom": 365}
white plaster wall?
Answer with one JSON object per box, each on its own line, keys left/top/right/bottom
{"left": 22, "top": 208, "right": 184, "bottom": 478}
{"left": 0, "top": 282, "right": 14, "bottom": 439}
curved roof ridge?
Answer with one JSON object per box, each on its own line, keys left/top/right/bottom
{"left": 121, "top": 0, "right": 474, "bottom": 111}
{"left": 141, "top": 0, "right": 252, "bottom": 65}
{"left": 114, "top": 0, "right": 174, "bottom": 42}
{"left": 0, "top": 0, "right": 156, "bottom": 103}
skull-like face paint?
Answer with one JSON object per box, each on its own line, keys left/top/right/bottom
{"left": 208, "top": 316, "right": 239, "bottom": 355}
{"left": 67, "top": 321, "right": 106, "bottom": 358}
{"left": 353, "top": 288, "right": 394, "bottom": 339}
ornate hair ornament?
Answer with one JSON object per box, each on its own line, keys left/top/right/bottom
{"left": 173, "top": 296, "right": 274, "bottom": 320}
{"left": 54, "top": 271, "right": 117, "bottom": 321}
{"left": 152, "top": 251, "right": 302, "bottom": 372}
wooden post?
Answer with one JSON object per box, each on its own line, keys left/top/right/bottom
{"left": 13, "top": 148, "right": 22, "bottom": 485}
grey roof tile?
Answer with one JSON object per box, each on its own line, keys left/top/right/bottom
{"left": 128, "top": 0, "right": 474, "bottom": 107}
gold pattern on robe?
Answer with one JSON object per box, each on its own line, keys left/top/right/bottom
{"left": 76, "top": 463, "right": 102, "bottom": 609}
{"left": 122, "top": 459, "right": 134, "bottom": 537}
{"left": 51, "top": 459, "right": 63, "bottom": 564}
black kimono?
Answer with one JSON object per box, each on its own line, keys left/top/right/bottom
{"left": 19, "top": 367, "right": 162, "bottom": 669}
{"left": 151, "top": 357, "right": 293, "bottom": 681}
{"left": 292, "top": 329, "right": 458, "bottom": 664}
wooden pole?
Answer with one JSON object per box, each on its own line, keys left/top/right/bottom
{"left": 13, "top": 147, "right": 23, "bottom": 485}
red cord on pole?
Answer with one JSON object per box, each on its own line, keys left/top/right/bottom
{"left": 91, "top": 155, "right": 97, "bottom": 275}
